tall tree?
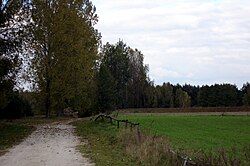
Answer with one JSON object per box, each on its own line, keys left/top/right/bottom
{"left": 175, "top": 88, "right": 191, "bottom": 108}
{"left": 144, "top": 79, "right": 158, "bottom": 108}
{"left": 101, "top": 41, "right": 131, "bottom": 108}
{"left": 31, "top": 0, "right": 99, "bottom": 117}
{"left": 127, "top": 48, "right": 148, "bottom": 108}
{"left": 158, "top": 82, "right": 174, "bottom": 108}
{"left": 0, "top": 0, "right": 29, "bottom": 109}
{"left": 100, "top": 41, "right": 150, "bottom": 109}
{"left": 97, "top": 64, "right": 116, "bottom": 113}
{"left": 198, "top": 84, "right": 238, "bottom": 107}
{"left": 242, "top": 83, "right": 250, "bottom": 106}
{"left": 182, "top": 84, "right": 199, "bottom": 106}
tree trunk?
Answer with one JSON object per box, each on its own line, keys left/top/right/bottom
{"left": 45, "top": 77, "right": 51, "bottom": 118}
{"left": 45, "top": 40, "right": 51, "bottom": 118}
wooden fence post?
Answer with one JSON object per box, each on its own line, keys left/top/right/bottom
{"left": 117, "top": 121, "right": 120, "bottom": 128}
{"left": 136, "top": 125, "right": 141, "bottom": 143}
{"left": 125, "top": 120, "right": 128, "bottom": 128}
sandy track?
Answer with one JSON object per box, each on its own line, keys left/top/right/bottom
{"left": 0, "top": 122, "right": 93, "bottom": 166}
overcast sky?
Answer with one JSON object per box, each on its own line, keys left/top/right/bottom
{"left": 92, "top": 0, "right": 250, "bottom": 87}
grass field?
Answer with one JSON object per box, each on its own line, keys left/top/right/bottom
{"left": 120, "top": 114, "right": 250, "bottom": 154}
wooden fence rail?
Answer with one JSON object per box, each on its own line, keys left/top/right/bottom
{"left": 94, "top": 114, "right": 140, "bottom": 129}
{"left": 94, "top": 114, "right": 142, "bottom": 143}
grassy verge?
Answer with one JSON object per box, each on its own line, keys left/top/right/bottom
{"left": 0, "top": 123, "right": 34, "bottom": 155}
{"left": 73, "top": 119, "right": 136, "bottom": 166}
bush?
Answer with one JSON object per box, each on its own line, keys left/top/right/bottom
{"left": 0, "top": 93, "right": 33, "bottom": 119}
{"left": 78, "top": 110, "right": 92, "bottom": 117}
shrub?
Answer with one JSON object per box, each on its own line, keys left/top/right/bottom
{"left": 0, "top": 93, "right": 33, "bottom": 119}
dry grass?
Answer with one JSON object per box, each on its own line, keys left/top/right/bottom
{"left": 118, "top": 129, "right": 182, "bottom": 166}
{"left": 192, "top": 146, "right": 250, "bottom": 166}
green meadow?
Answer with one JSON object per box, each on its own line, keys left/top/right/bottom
{"left": 120, "top": 114, "right": 250, "bottom": 153}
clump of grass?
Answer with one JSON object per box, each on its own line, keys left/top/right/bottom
{"left": 118, "top": 129, "right": 182, "bottom": 166}
{"left": 192, "top": 146, "right": 250, "bottom": 166}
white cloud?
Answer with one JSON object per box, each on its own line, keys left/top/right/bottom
{"left": 92, "top": 0, "right": 250, "bottom": 87}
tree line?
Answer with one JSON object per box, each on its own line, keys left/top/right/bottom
{"left": 97, "top": 42, "right": 250, "bottom": 111}
{"left": 1, "top": 0, "right": 250, "bottom": 118}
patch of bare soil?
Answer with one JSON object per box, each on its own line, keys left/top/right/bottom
{"left": 0, "top": 121, "right": 93, "bottom": 166}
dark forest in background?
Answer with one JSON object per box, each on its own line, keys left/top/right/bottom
{"left": 1, "top": 0, "right": 250, "bottom": 118}
{"left": 98, "top": 41, "right": 250, "bottom": 112}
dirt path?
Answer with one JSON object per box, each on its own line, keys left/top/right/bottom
{"left": 0, "top": 121, "right": 93, "bottom": 166}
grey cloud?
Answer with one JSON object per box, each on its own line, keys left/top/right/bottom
{"left": 92, "top": 0, "right": 250, "bottom": 87}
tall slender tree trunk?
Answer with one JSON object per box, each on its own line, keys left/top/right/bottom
{"left": 45, "top": 77, "right": 51, "bottom": 118}
{"left": 45, "top": 41, "right": 51, "bottom": 118}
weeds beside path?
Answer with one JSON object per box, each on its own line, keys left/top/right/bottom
{"left": 73, "top": 119, "right": 136, "bottom": 166}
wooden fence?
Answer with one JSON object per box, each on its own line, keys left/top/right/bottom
{"left": 94, "top": 114, "right": 139, "bottom": 129}
{"left": 94, "top": 114, "right": 141, "bottom": 142}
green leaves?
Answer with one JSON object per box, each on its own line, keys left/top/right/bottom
{"left": 99, "top": 41, "right": 150, "bottom": 110}
{"left": 31, "top": 0, "right": 100, "bottom": 116}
